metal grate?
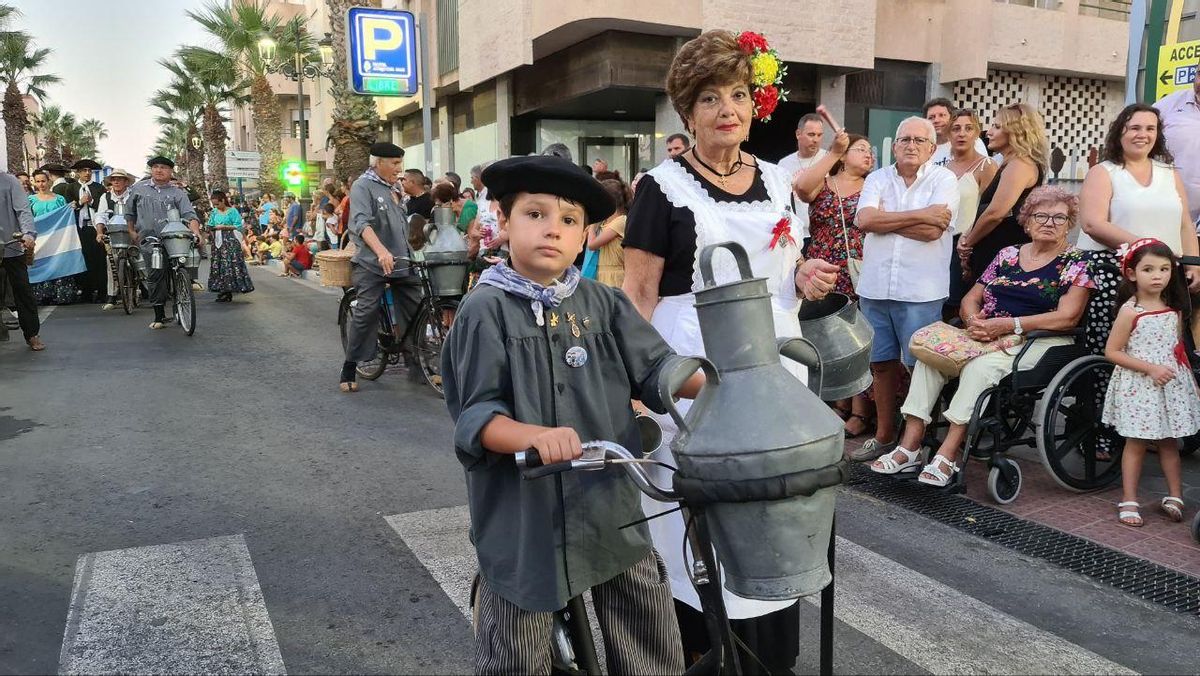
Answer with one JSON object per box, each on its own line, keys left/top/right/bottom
{"left": 436, "top": 0, "right": 459, "bottom": 76}
{"left": 845, "top": 466, "right": 1200, "bottom": 615}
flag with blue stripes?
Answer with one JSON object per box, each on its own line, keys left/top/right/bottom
{"left": 29, "top": 204, "right": 86, "bottom": 284}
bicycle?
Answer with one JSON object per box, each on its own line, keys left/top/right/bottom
{"left": 142, "top": 234, "right": 197, "bottom": 336}
{"left": 337, "top": 256, "right": 460, "bottom": 396}
{"left": 511, "top": 435, "right": 840, "bottom": 676}
{"left": 102, "top": 232, "right": 144, "bottom": 315}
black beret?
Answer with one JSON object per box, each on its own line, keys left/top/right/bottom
{"left": 72, "top": 159, "right": 102, "bottom": 171}
{"left": 482, "top": 156, "right": 616, "bottom": 224}
{"left": 147, "top": 156, "right": 175, "bottom": 168}
{"left": 369, "top": 142, "right": 404, "bottom": 158}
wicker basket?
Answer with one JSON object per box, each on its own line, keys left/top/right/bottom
{"left": 316, "top": 249, "right": 354, "bottom": 287}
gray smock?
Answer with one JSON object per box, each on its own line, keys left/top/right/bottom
{"left": 125, "top": 179, "right": 199, "bottom": 237}
{"left": 442, "top": 280, "right": 680, "bottom": 612}
{"left": 346, "top": 175, "right": 412, "bottom": 278}
{"left": 0, "top": 174, "right": 35, "bottom": 258}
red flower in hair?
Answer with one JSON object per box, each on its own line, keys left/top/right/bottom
{"left": 737, "top": 31, "right": 770, "bottom": 53}
{"left": 753, "top": 85, "right": 780, "bottom": 121}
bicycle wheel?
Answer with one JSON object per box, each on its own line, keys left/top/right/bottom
{"left": 338, "top": 290, "right": 387, "bottom": 380}
{"left": 174, "top": 266, "right": 196, "bottom": 336}
{"left": 117, "top": 257, "right": 134, "bottom": 315}
{"left": 412, "top": 298, "right": 459, "bottom": 397}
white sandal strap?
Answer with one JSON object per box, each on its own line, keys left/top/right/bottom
{"left": 923, "top": 456, "right": 957, "bottom": 481}
{"left": 873, "top": 447, "right": 920, "bottom": 471}
{"left": 1117, "top": 501, "right": 1140, "bottom": 508}
{"left": 1118, "top": 510, "right": 1142, "bottom": 520}
{"left": 1162, "top": 496, "right": 1184, "bottom": 506}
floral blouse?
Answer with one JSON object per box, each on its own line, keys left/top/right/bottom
{"left": 977, "top": 246, "right": 1094, "bottom": 318}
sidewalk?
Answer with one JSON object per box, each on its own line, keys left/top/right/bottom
{"left": 258, "top": 259, "right": 341, "bottom": 297}
{"left": 845, "top": 434, "right": 1200, "bottom": 578}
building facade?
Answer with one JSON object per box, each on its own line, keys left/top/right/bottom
{"left": 234, "top": 0, "right": 1136, "bottom": 185}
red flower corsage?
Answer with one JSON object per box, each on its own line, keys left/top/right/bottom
{"left": 737, "top": 31, "right": 770, "bottom": 53}
{"left": 769, "top": 215, "right": 795, "bottom": 250}
{"left": 753, "top": 86, "right": 781, "bottom": 121}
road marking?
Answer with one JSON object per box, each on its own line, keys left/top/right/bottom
{"left": 387, "top": 505, "right": 1133, "bottom": 675}
{"left": 813, "top": 537, "right": 1135, "bottom": 675}
{"left": 58, "top": 534, "right": 286, "bottom": 675}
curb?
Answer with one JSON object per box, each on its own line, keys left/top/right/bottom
{"left": 261, "top": 260, "right": 342, "bottom": 297}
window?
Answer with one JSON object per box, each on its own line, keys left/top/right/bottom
{"left": 290, "top": 109, "right": 310, "bottom": 139}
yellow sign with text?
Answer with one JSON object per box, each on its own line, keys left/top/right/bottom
{"left": 1156, "top": 40, "right": 1199, "bottom": 100}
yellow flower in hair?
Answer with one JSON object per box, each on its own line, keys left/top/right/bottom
{"left": 752, "top": 52, "right": 779, "bottom": 87}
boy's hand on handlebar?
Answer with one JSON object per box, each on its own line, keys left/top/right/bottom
{"left": 530, "top": 427, "right": 583, "bottom": 465}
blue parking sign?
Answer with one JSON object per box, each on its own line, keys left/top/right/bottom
{"left": 347, "top": 7, "right": 418, "bottom": 97}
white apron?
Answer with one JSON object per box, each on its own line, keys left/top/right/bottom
{"left": 641, "top": 157, "right": 807, "bottom": 619}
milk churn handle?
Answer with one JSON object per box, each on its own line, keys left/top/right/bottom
{"left": 698, "top": 241, "right": 754, "bottom": 288}
{"left": 657, "top": 355, "right": 719, "bottom": 436}
{"left": 778, "top": 336, "right": 823, "bottom": 399}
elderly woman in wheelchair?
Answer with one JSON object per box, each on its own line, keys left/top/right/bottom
{"left": 869, "top": 186, "right": 1095, "bottom": 487}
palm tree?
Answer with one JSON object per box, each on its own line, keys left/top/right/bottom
{"left": 152, "top": 118, "right": 190, "bottom": 168}
{"left": 325, "top": 0, "right": 377, "bottom": 183}
{"left": 30, "top": 103, "right": 71, "bottom": 164}
{"left": 151, "top": 72, "right": 208, "bottom": 212}
{"left": 59, "top": 117, "right": 93, "bottom": 164}
{"left": 0, "top": 31, "right": 59, "bottom": 172}
{"left": 187, "top": 0, "right": 298, "bottom": 194}
{"left": 174, "top": 47, "right": 248, "bottom": 193}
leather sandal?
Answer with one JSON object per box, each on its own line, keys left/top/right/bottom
{"left": 844, "top": 413, "right": 873, "bottom": 438}
{"left": 26, "top": 336, "right": 45, "bottom": 351}
{"left": 338, "top": 381, "right": 360, "bottom": 393}
{"left": 1161, "top": 496, "right": 1184, "bottom": 522}
{"left": 1117, "top": 501, "right": 1143, "bottom": 527}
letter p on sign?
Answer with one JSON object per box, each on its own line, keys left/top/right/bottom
{"left": 362, "top": 18, "right": 403, "bottom": 60}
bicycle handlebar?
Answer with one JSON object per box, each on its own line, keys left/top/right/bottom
{"left": 515, "top": 441, "right": 680, "bottom": 504}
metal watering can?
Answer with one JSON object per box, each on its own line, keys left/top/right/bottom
{"left": 422, "top": 206, "right": 469, "bottom": 296}
{"left": 797, "top": 293, "right": 874, "bottom": 401}
{"left": 658, "top": 241, "right": 845, "bottom": 601}
{"left": 106, "top": 202, "right": 133, "bottom": 249}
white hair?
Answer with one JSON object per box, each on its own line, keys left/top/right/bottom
{"left": 368, "top": 155, "right": 381, "bottom": 168}
{"left": 895, "top": 116, "right": 936, "bottom": 143}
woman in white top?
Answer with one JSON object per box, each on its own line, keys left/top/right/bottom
{"left": 1078, "top": 103, "right": 1198, "bottom": 357}
{"left": 945, "top": 108, "right": 999, "bottom": 313}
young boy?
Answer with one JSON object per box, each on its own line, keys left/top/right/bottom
{"left": 442, "top": 156, "right": 698, "bottom": 674}
{"left": 279, "top": 233, "right": 312, "bottom": 277}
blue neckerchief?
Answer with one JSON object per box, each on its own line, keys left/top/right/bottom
{"left": 363, "top": 168, "right": 396, "bottom": 191}
{"left": 477, "top": 262, "right": 580, "bottom": 326}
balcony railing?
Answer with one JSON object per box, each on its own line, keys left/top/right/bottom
{"left": 1078, "top": 0, "right": 1132, "bottom": 19}
{"left": 437, "top": 0, "right": 459, "bottom": 76}
{"left": 994, "top": 0, "right": 1063, "bottom": 9}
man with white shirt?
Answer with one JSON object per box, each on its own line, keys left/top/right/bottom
{"left": 926, "top": 98, "right": 989, "bottom": 166}
{"left": 1154, "top": 60, "right": 1200, "bottom": 225}
{"left": 68, "top": 159, "right": 107, "bottom": 303}
{"left": 778, "top": 113, "right": 828, "bottom": 235}
{"left": 94, "top": 169, "right": 137, "bottom": 311}
{"left": 853, "top": 116, "right": 958, "bottom": 462}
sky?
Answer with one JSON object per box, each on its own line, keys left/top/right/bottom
{"left": 12, "top": 0, "right": 215, "bottom": 172}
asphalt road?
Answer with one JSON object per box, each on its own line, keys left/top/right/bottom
{"left": 2, "top": 267, "right": 1197, "bottom": 675}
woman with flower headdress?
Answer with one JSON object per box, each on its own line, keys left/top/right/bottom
{"left": 622, "top": 29, "right": 840, "bottom": 672}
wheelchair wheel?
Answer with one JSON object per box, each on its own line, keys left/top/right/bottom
{"left": 1036, "top": 355, "right": 1122, "bottom": 491}
{"left": 986, "top": 458, "right": 1021, "bottom": 505}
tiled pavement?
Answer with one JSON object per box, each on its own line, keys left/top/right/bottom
{"left": 844, "top": 433, "right": 1200, "bottom": 579}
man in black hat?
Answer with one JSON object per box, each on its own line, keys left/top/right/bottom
{"left": 126, "top": 156, "right": 202, "bottom": 330}
{"left": 66, "top": 159, "right": 107, "bottom": 302}
{"left": 339, "top": 141, "right": 417, "bottom": 392}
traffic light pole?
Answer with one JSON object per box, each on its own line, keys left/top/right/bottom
{"left": 296, "top": 31, "right": 310, "bottom": 208}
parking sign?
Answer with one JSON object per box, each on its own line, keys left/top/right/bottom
{"left": 347, "top": 7, "right": 418, "bottom": 97}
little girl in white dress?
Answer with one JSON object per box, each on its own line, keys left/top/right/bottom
{"left": 1102, "top": 239, "right": 1200, "bottom": 527}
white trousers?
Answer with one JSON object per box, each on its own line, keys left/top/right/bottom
{"left": 901, "top": 337, "right": 1071, "bottom": 425}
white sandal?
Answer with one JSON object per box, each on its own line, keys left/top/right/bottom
{"left": 1118, "top": 501, "right": 1143, "bottom": 527}
{"left": 1161, "top": 496, "right": 1184, "bottom": 522}
{"left": 917, "top": 455, "right": 960, "bottom": 487}
{"left": 869, "top": 446, "right": 923, "bottom": 475}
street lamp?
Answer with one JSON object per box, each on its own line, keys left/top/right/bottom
{"left": 258, "top": 30, "right": 337, "bottom": 203}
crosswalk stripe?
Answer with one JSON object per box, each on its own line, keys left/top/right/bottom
{"left": 386, "top": 505, "right": 1134, "bottom": 675}
{"left": 813, "top": 537, "right": 1135, "bottom": 675}
{"left": 58, "top": 534, "right": 286, "bottom": 676}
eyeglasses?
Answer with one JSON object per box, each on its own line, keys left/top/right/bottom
{"left": 895, "top": 137, "right": 932, "bottom": 147}
{"left": 1030, "top": 213, "right": 1069, "bottom": 226}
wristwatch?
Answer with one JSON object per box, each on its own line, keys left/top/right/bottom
{"left": 1012, "top": 317, "right": 1024, "bottom": 336}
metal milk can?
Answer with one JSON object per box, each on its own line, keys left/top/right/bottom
{"left": 422, "top": 206, "right": 469, "bottom": 296}
{"left": 106, "top": 202, "right": 132, "bottom": 249}
{"left": 660, "top": 242, "right": 845, "bottom": 600}
{"left": 797, "top": 293, "right": 874, "bottom": 401}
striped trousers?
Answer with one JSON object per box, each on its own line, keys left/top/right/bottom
{"left": 473, "top": 549, "right": 684, "bottom": 675}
